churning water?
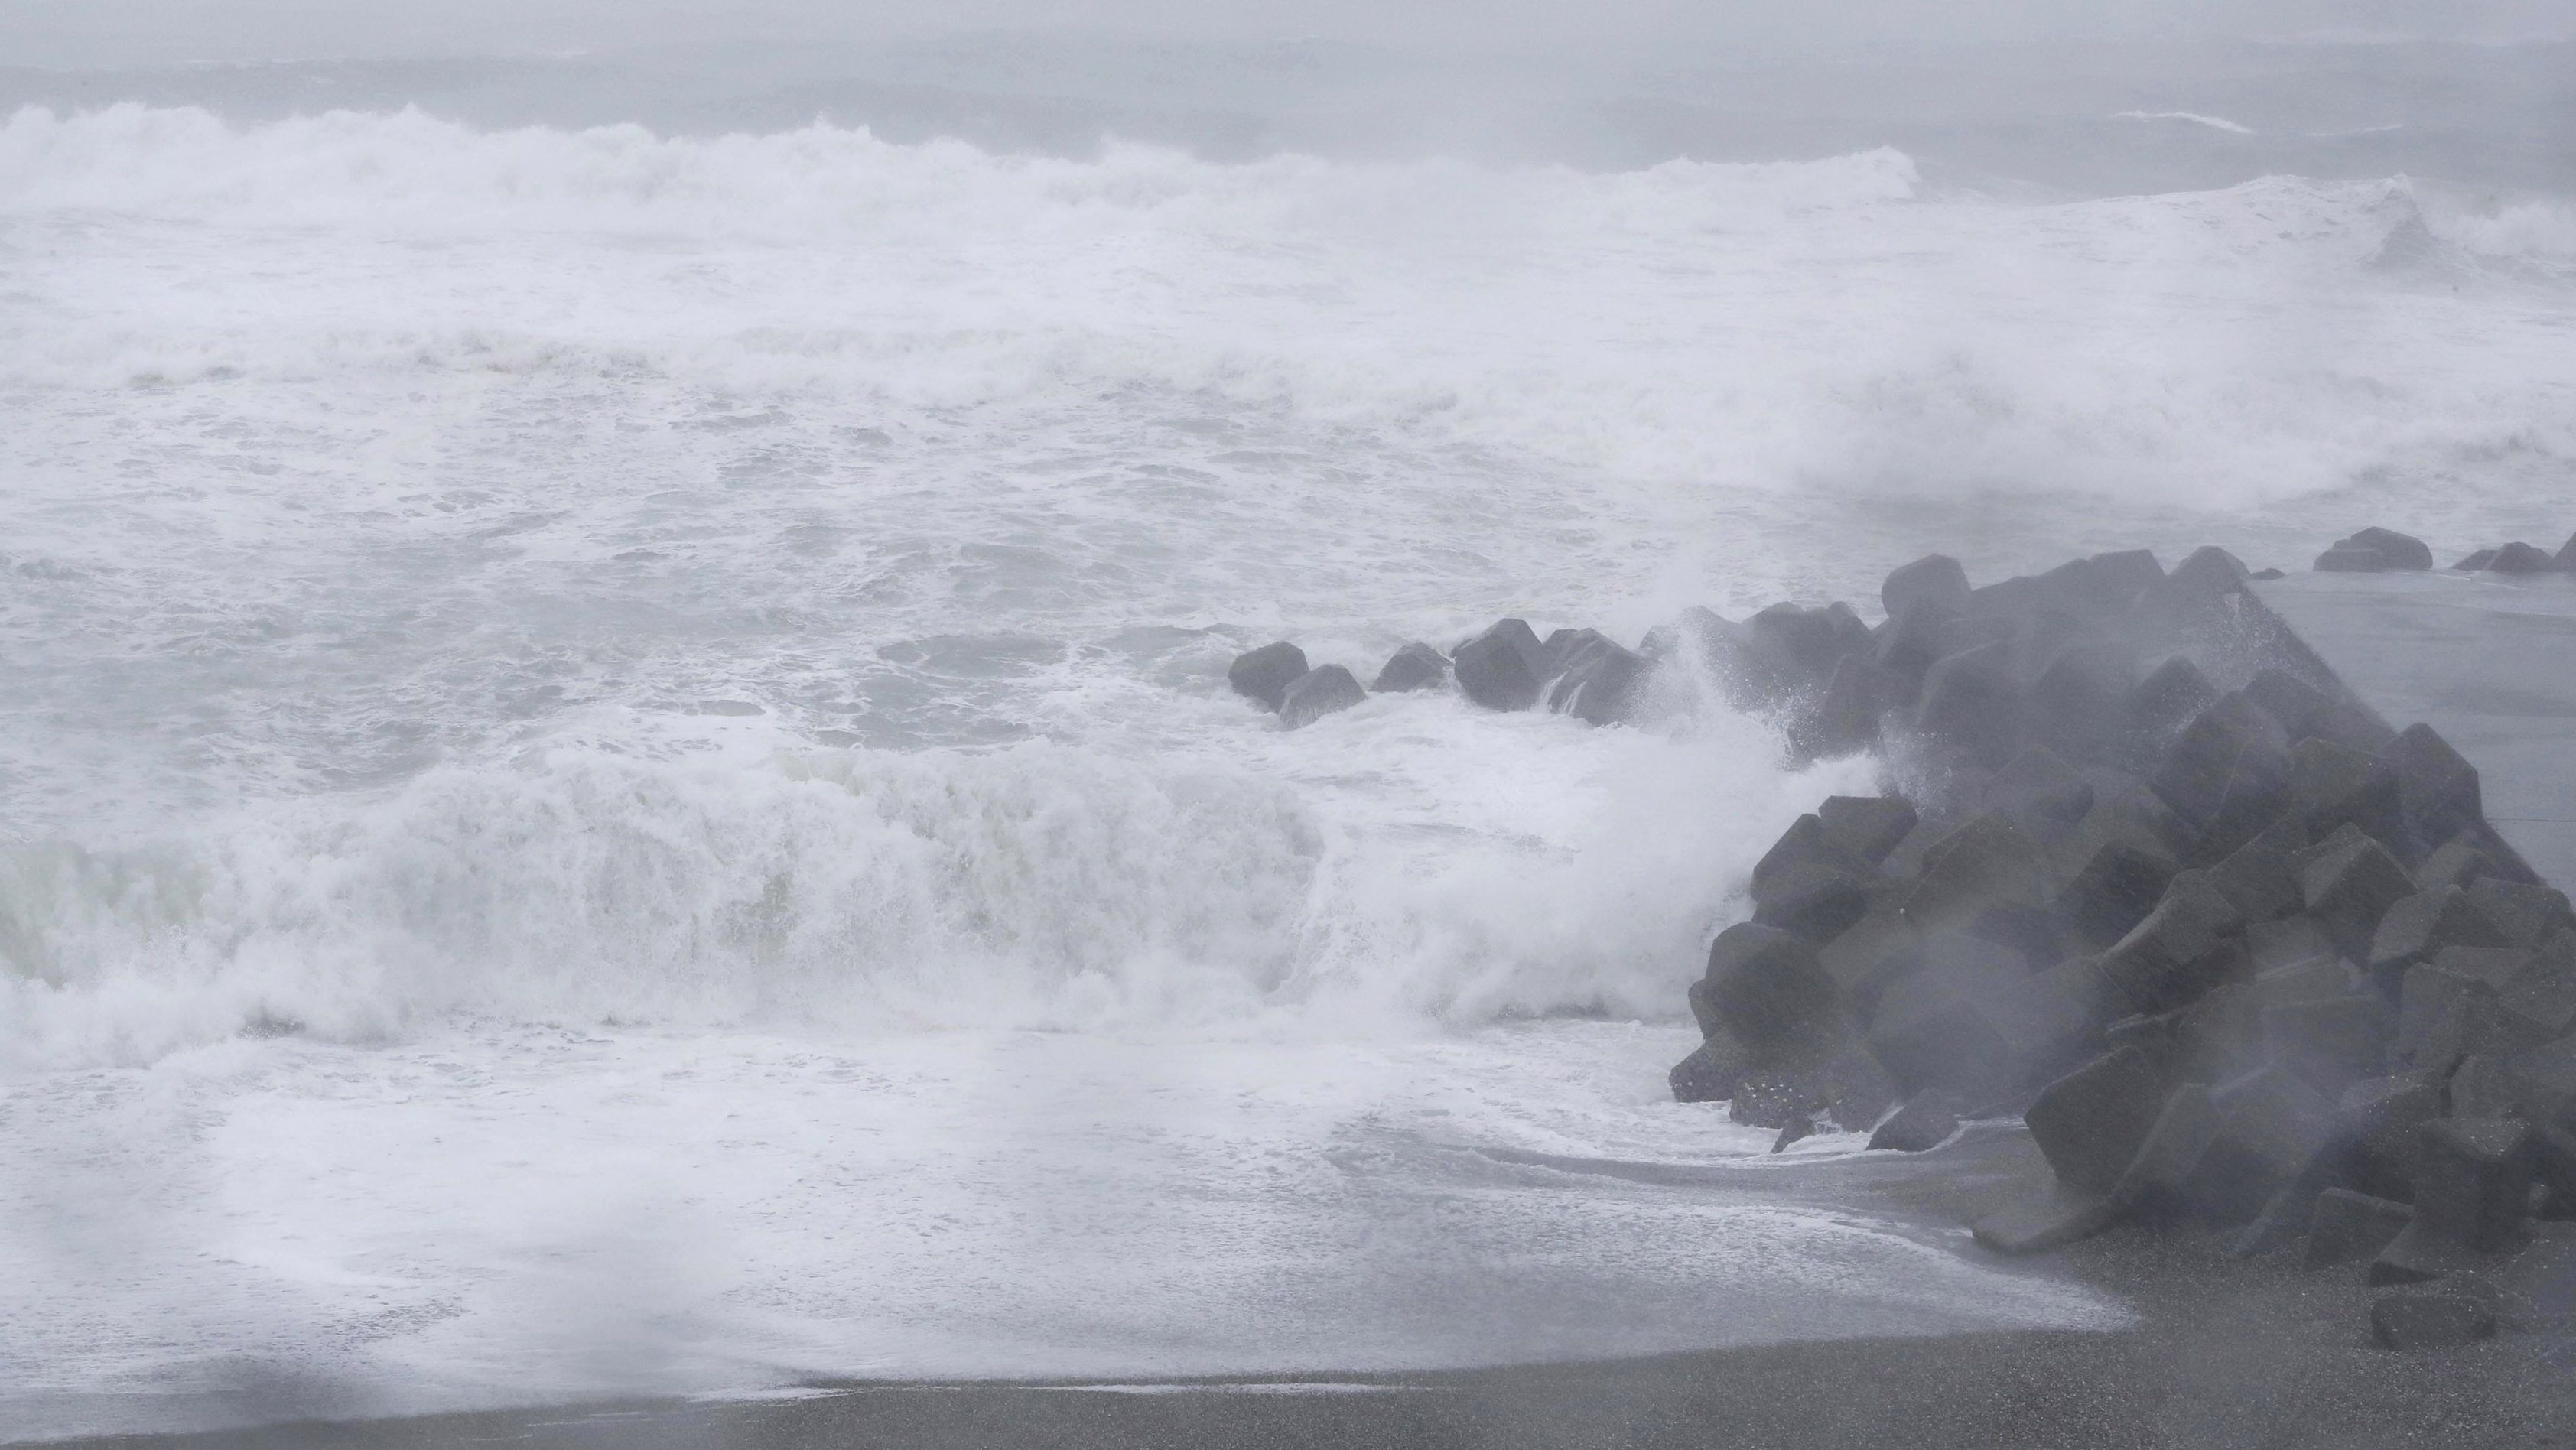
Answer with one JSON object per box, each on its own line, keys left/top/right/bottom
{"left": 2, "top": 37, "right": 2572, "bottom": 1436}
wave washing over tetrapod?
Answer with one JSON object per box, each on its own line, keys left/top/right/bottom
{"left": 2, "top": 101, "right": 2575, "bottom": 1438}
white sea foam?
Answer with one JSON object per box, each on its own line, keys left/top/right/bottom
{"left": 2116, "top": 109, "right": 2258, "bottom": 134}
{"left": 2, "top": 101, "right": 2572, "bottom": 1434}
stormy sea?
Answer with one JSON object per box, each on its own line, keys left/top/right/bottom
{"left": 2, "top": 24, "right": 2571, "bottom": 1439}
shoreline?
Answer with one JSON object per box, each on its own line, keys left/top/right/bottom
{"left": 40, "top": 1133, "right": 2576, "bottom": 1449}
{"left": 27, "top": 564, "right": 2576, "bottom": 1449}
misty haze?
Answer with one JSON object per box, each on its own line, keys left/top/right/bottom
{"left": 2, "top": 1, "right": 2574, "bottom": 1445}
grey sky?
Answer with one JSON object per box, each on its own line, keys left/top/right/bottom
{"left": 2, "top": 0, "right": 2569, "bottom": 68}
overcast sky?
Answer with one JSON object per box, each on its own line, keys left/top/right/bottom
{"left": 2, "top": 0, "right": 2568, "bottom": 68}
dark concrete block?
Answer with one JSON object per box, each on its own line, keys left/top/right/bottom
{"left": 2369, "top": 1220, "right": 2496, "bottom": 1284}
{"left": 1546, "top": 639, "right": 1649, "bottom": 725}
{"left": 1791, "top": 654, "right": 1883, "bottom": 759}
{"left": 2231, "top": 1158, "right": 2352, "bottom": 1258}
{"left": 2456, "top": 821, "right": 2545, "bottom": 887}
{"left": 2026, "top": 639, "right": 2139, "bottom": 762}
{"left": 2129, "top": 655, "right": 2220, "bottom": 748}
{"left": 1868, "top": 604, "right": 1953, "bottom": 704}
{"left": 2243, "top": 668, "right": 2336, "bottom": 743}
{"left": 1822, "top": 1041, "right": 1901, "bottom": 1131}
{"left": 2057, "top": 784, "right": 2202, "bottom": 883}
{"left": 2106, "top": 984, "right": 2255, "bottom": 1089}
{"left": 1770, "top": 1113, "right": 1820, "bottom": 1153}
{"left": 2509, "top": 1034, "right": 2576, "bottom": 1129}
{"left": 2190, "top": 1066, "right": 2340, "bottom": 1225}
{"left": 1452, "top": 621, "right": 1545, "bottom": 710}
{"left": 1278, "top": 665, "right": 1367, "bottom": 728}
{"left": 1227, "top": 641, "right": 1309, "bottom": 710}
{"left": 1867, "top": 935, "right": 2083, "bottom": 1103}
{"left": 2096, "top": 870, "right": 2249, "bottom": 1017}
{"left": 2340, "top": 1071, "right": 2444, "bottom": 1198}
{"left": 2301, "top": 834, "right": 2417, "bottom": 963}
{"left": 1730, "top": 1069, "right": 1830, "bottom": 1129}
{"left": 1543, "top": 627, "right": 1619, "bottom": 676}
{"left": 1750, "top": 857, "right": 1875, "bottom": 944}
{"left": 1882, "top": 554, "right": 1972, "bottom": 623}
{"left": 1972, "top": 1185, "right": 2123, "bottom": 1256}
{"left": 1901, "top": 813, "right": 2051, "bottom": 935}
{"left": 1753, "top": 814, "right": 1866, "bottom": 896}
{"left": 1703, "top": 923, "right": 1843, "bottom": 1056}
{"left": 2416, "top": 1118, "right": 2535, "bottom": 1252}
{"left": 2308, "top": 1188, "right": 2414, "bottom": 1268}
{"left": 2265, "top": 994, "right": 2394, "bottom": 1091}
{"left": 1669, "top": 1033, "right": 1746, "bottom": 1103}
{"left": 2535, "top": 1126, "right": 2576, "bottom": 1221}
{"left": 2450, "top": 1052, "right": 2520, "bottom": 1118}
{"left": 2498, "top": 933, "right": 2576, "bottom": 1050}
{"left": 2466, "top": 877, "right": 2574, "bottom": 949}
{"left": 1815, "top": 903, "right": 1921, "bottom": 1022}
{"left": 2025, "top": 1045, "right": 2168, "bottom": 1194}
{"left": 1686, "top": 977, "right": 1723, "bottom": 1039}
{"left": 2500, "top": 1223, "right": 2576, "bottom": 1328}
{"left": 2205, "top": 826, "right": 2308, "bottom": 925}
{"left": 2396, "top": 947, "right": 2526, "bottom": 1068}
{"left": 1370, "top": 642, "right": 1448, "bottom": 693}
{"left": 2285, "top": 736, "right": 2404, "bottom": 847}
{"left": 1915, "top": 640, "right": 2024, "bottom": 768}
{"left": 2380, "top": 723, "right": 2483, "bottom": 853}
{"left": 2061, "top": 840, "right": 2182, "bottom": 949}
{"left": 1867, "top": 1094, "right": 1962, "bottom": 1153}
{"left": 2369, "top": 887, "right": 2511, "bottom": 991}
{"left": 1982, "top": 745, "right": 2095, "bottom": 827}
{"left": 2109, "top": 1081, "right": 2220, "bottom": 1210}
{"left": 2150, "top": 694, "right": 2291, "bottom": 840}
{"left": 1739, "top": 601, "right": 1872, "bottom": 701}
{"left": 2090, "top": 548, "right": 2166, "bottom": 597}
{"left": 2248, "top": 915, "right": 2338, "bottom": 977}
{"left": 2171, "top": 545, "right": 2254, "bottom": 595}
{"left": 2249, "top": 954, "right": 2364, "bottom": 1012}
{"left": 1817, "top": 795, "right": 1917, "bottom": 866}
{"left": 2415, "top": 837, "right": 2496, "bottom": 892}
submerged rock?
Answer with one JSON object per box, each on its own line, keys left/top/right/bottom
{"left": 1371, "top": 642, "right": 1448, "bottom": 693}
{"left": 1228, "top": 641, "right": 1309, "bottom": 710}
{"left": 1866, "top": 1094, "right": 1960, "bottom": 1153}
{"left": 1452, "top": 619, "right": 1547, "bottom": 710}
{"left": 1278, "top": 665, "right": 1366, "bottom": 728}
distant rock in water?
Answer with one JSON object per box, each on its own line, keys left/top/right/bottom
{"left": 1370, "top": 642, "right": 1447, "bottom": 693}
{"left": 2452, "top": 540, "right": 2567, "bottom": 574}
{"left": 1452, "top": 618, "right": 1547, "bottom": 710}
{"left": 2489, "top": 541, "right": 2558, "bottom": 574}
{"left": 1279, "top": 665, "right": 1366, "bottom": 728}
{"left": 2317, "top": 527, "right": 2431, "bottom": 573}
{"left": 1228, "top": 642, "right": 1309, "bottom": 710}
